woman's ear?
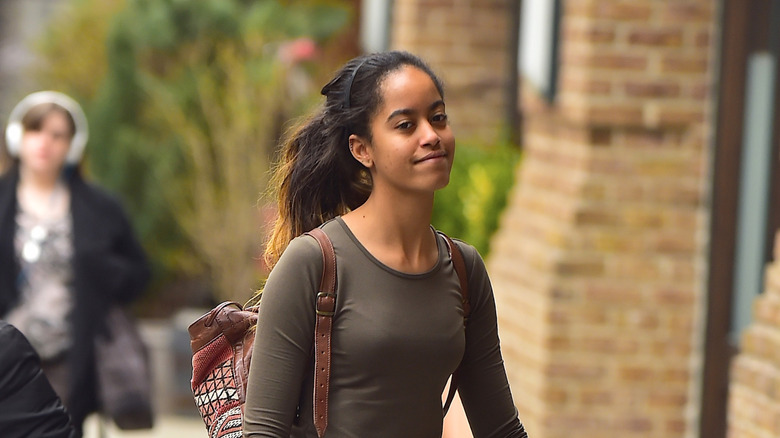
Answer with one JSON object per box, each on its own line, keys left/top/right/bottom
{"left": 348, "top": 134, "right": 373, "bottom": 168}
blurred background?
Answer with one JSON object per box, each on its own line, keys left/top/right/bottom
{"left": 1, "top": 0, "right": 777, "bottom": 437}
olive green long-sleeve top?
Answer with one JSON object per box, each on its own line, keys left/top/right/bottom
{"left": 244, "top": 218, "right": 527, "bottom": 437}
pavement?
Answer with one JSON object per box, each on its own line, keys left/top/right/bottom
{"left": 83, "top": 414, "right": 206, "bottom": 438}
{"left": 83, "top": 405, "right": 474, "bottom": 438}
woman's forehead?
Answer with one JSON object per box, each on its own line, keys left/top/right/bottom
{"left": 378, "top": 66, "right": 443, "bottom": 110}
{"left": 40, "top": 111, "right": 71, "bottom": 127}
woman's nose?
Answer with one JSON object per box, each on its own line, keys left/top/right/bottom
{"left": 420, "top": 121, "right": 441, "bottom": 147}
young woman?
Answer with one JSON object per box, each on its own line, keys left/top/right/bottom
{"left": 244, "top": 51, "right": 528, "bottom": 437}
{"left": 0, "top": 92, "right": 150, "bottom": 435}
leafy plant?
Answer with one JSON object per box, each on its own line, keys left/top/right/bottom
{"left": 36, "top": 0, "right": 352, "bottom": 304}
{"left": 433, "top": 143, "right": 520, "bottom": 257}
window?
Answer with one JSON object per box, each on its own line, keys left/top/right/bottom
{"left": 519, "top": 0, "right": 561, "bottom": 102}
{"left": 360, "top": 0, "right": 393, "bottom": 53}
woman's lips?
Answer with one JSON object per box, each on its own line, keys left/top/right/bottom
{"left": 415, "top": 151, "right": 447, "bottom": 163}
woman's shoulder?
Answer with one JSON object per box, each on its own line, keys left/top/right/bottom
{"left": 265, "top": 230, "right": 329, "bottom": 295}
{"left": 276, "top": 230, "right": 328, "bottom": 268}
{"left": 438, "top": 232, "right": 483, "bottom": 269}
{"left": 0, "top": 167, "right": 15, "bottom": 184}
{"left": 70, "top": 176, "right": 115, "bottom": 200}
{"left": 0, "top": 165, "right": 19, "bottom": 193}
{"left": 0, "top": 168, "right": 17, "bottom": 212}
{"left": 69, "top": 176, "right": 128, "bottom": 215}
{"left": 451, "top": 237, "right": 480, "bottom": 261}
{"left": 437, "top": 233, "right": 492, "bottom": 298}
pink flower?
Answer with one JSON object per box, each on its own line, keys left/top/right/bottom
{"left": 278, "top": 38, "right": 318, "bottom": 65}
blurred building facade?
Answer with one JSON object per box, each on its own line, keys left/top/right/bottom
{"left": 388, "top": 1, "right": 779, "bottom": 437}
{"left": 3, "top": 0, "right": 780, "bottom": 436}
{"left": 0, "top": 0, "right": 64, "bottom": 116}
{"left": 0, "top": 0, "right": 68, "bottom": 169}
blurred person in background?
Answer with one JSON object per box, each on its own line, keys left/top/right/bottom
{"left": 0, "top": 91, "right": 150, "bottom": 436}
{"left": 243, "top": 51, "right": 528, "bottom": 437}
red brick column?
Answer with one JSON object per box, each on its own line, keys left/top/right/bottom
{"left": 487, "top": 2, "right": 717, "bottom": 437}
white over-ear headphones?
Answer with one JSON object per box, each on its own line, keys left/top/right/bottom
{"left": 5, "top": 91, "right": 89, "bottom": 165}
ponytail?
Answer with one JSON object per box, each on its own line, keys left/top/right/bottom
{"left": 264, "top": 112, "right": 370, "bottom": 268}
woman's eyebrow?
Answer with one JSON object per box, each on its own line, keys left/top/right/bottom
{"left": 386, "top": 100, "right": 445, "bottom": 122}
{"left": 386, "top": 108, "right": 413, "bottom": 121}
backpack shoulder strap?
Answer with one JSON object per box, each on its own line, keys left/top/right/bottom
{"left": 305, "top": 227, "right": 336, "bottom": 438}
{"left": 439, "top": 232, "right": 470, "bottom": 323}
{"left": 438, "top": 232, "right": 470, "bottom": 416}
{"left": 308, "top": 228, "right": 336, "bottom": 298}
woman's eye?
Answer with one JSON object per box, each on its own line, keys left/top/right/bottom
{"left": 396, "top": 121, "right": 413, "bottom": 130}
{"left": 432, "top": 113, "right": 448, "bottom": 124}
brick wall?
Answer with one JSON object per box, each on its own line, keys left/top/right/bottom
{"left": 391, "top": 0, "right": 510, "bottom": 143}
{"left": 727, "top": 231, "right": 780, "bottom": 436}
{"left": 487, "top": 1, "right": 717, "bottom": 437}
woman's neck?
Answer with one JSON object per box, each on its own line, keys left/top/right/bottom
{"left": 19, "top": 166, "right": 63, "bottom": 193}
{"left": 17, "top": 166, "right": 69, "bottom": 221}
{"left": 342, "top": 189, "right": 438, "bottom": 273}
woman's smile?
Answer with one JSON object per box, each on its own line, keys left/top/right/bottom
{"left": 414, "top": 150, "right": 447, "bottom": 164}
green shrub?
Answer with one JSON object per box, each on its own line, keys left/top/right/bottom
{"left": 433, "top": 143, "right": 520, "bottom": 257}
{"left": 36, "top": 0, "right": 352, "bottom": 304}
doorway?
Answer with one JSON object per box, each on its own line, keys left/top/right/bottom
{"left": 701, "top": 0, "right": 780, "bottom": 436}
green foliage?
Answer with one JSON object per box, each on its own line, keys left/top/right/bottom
{"left": 36, "top": 0, "right": 352, "bottom": 303}
{"left": 432, "top": 143, "right": 521, "bottom": 257}
{"left": 34, "top": 0, "right": 126, "bottom": 101}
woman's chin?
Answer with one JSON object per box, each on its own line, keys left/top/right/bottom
{"left": 23, "top": 162, "right": 65, "bottom": 178}
{"left": 433, "top": 176, "right": 451, "bottom": 191}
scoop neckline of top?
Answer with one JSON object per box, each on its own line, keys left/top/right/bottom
{"left": 333, "top": 216, "right": 444, "bottom": 279}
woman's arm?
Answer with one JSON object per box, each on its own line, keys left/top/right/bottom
{"left": 72, "top": 186, "right": 151, "bottom": 305}
{"left": 243, "top": 235, "right": 323, "bottom": 437}
{"left": 455, "top": 242, "right": 528, "bottom": 438}
{"left": 104, "top": 200, "right": 151, "bottom": 304}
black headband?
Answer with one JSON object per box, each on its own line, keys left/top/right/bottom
{"left": 343, "top": 59, "right": 367, "bottom": 109}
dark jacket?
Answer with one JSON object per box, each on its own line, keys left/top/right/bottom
{"left": 0, "top": 165, "right": 151, "bottom": 427}
{"left": 0, "top": 321, "right": 78, "bottom": 438}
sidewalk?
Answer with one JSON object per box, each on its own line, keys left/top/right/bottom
{"left": 83, "top": 414, "right": 206, "bottom": 438}
{"left": 84, "top": 405, "right": 474, "bottom": 438}
{"left": 84, "top": 412, "right": 474, "bottom": 438}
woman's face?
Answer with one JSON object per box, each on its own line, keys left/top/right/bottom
{"left": 354, "top": 65, "right": 455, "bottom": 196}
{"left": 19, "top": 110, "right": 73, "bottom": 177}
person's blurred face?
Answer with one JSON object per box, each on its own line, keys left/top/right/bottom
{"left": 19, "top": 110, "right": 73, "bottom": 178}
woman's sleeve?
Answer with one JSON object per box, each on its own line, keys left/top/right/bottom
{"left": 456, "top": 242, "right": 529, "bottom": 438}
{"left": 76, "top": 193, "right": 150, "bottom": 305}
{"left": 243, "top": 235, "right": 323, "bottom": 437}
{"left": 105, "top": 200, "right": 151, "bottom": 304}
